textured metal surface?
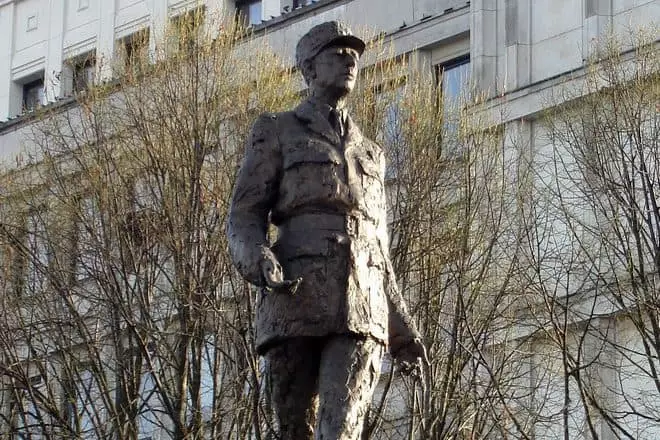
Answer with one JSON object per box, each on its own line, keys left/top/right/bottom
{"left": 265, "top": 335, "right": 383, "bottom": 439}
{"left": 226, "top": 20, "right": 424, "bottom": 439}
{"left": 226, "top": 100, "right": 419, "bottom": 353}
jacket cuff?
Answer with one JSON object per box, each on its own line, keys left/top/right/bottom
{"left": 388, "top": 310, "right": 421, "bottom": 356}
{"left": 234, "top": 244, "right": 272, "bottom": 286}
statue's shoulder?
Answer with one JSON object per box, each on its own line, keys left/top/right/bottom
{"left": 248, "top": 112, "right": 280, "bottom": 141}
{"left": 251, "top": 110, "right": 298, "bottom": 130}
{"left": 248, "top": 110, "right": 299, "bottom": 148}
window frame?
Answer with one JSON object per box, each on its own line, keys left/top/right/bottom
{"left": 74, "top": 196, "right": 101, "bottom": 282}
{"left": 168, "top": 6, "right": 206, "bottom": 55}
{"left": 64, "top": 51, "right": 97, "bottom": 95}
{"left": 65, "top": 365, "right": 105, "bottom": 439}
{"left": 236, "top": 0, "right": 262, "bottom": 27}
{"left": 117, "top": 28, "right": 151, "bottom": 75}
{"left": 22, "top": 77, "right": 46, "bottom": 113}
{"left": 11, "top": 375, "right": 47, "bottom": 438}
{"left": 436, "top": 54, "right": 471, "bottom": 107}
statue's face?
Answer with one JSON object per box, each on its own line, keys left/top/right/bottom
{"left": 311, "top": 45, "right": 360, "bottom": 97}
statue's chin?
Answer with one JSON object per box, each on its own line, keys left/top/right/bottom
{"left": 335, "top": 83, "right": 355, "bottom": 99}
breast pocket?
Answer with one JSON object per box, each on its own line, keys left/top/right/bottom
{"left": 278, "top": 142, "right": 346, "bottom": 213}
{"left": 283, "top": 142, "right": 341, "bottom": 170}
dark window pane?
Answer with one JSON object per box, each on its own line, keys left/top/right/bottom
{"left": 22, "top": 78, "right": 45, "bottom": 112}
{"left": 238, "top": 1, "right": 262, "bottom": 26}
{"left": 441, "top": 58, "right": 470, "bottom": 105}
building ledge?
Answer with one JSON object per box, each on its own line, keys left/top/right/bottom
{"left": 251, "top": 0, "right": 351, "bottom": 34}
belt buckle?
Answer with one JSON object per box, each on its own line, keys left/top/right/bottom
{"left": 346, "top": 215, "right": 358, "bottom": 235}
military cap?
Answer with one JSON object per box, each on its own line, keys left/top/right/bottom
{"left": 295, "top": 20, "right": 366, "bottom": 69}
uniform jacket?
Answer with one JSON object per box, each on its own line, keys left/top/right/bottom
{"left": 227, "top": 98, "right": 419, "bottom": 354}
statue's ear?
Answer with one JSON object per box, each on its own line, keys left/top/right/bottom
{"left": 302, "top": 59, "right": 316, "bottom": 82}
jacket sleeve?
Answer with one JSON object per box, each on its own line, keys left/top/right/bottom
{"left": 376, "top": 148, "right": 422, "bottom": 356}
{"left": 383, "top": 249, "right": 422, "bottom": 356}
{"left": 226, "top": 113, "right": 281, "bottom": 286}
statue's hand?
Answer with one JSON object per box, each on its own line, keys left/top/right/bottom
{"left": 393, "top": 337, "right": 429, "bottom": 376}
{"left": 260, "top": 250, "right": 302, "bottom": 295}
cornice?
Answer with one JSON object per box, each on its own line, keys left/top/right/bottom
{"left": 251, "top": 0, "right": 350, "bottom": 35}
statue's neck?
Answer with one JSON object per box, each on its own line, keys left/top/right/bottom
{"left": 311, "top": 90, "right": 348, "bottom": 111}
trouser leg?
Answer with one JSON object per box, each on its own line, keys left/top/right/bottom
{"left": 264, "top": 339, "right": 320, "bottom": 440}
{"left": 316, "top": 335, "right": 384, "bottom": 440}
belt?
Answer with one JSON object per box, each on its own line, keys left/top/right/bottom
{"left": 278, "top": 212, "right": 359, "bottom": 236}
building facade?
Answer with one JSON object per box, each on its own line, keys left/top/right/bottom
{"left": 0, "top": 0, "right": 656, "bottom": 163}
{"left": 0, "top": 0, "right": 658, "bottom": 439}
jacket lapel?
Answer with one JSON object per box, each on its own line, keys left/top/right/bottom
{"left": 343, "top": 114, "right": 364, "bottom": 153}
{"left": 295, "top": 100, "right": 341, "bottom": 146}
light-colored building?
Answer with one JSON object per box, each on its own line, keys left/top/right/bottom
{"left": 0, "top": 0, "right": 658, "bottom": 439}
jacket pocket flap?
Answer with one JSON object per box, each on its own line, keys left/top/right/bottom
{"left": 283, "top": 144, "right": 341, "bottom": 170}
{"left": 273, "top": 232, "right": 332, "bottom": 260}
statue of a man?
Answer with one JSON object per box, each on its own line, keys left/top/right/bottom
{"left": 227, "top": 21, "right": 427, "bottom": 440}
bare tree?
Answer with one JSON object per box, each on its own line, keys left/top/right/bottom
{"left": 0, "top": 12, "right": 297, "bottom": 439}
{"left": 350, "top": 51, "right": 535, "bottom": 439}
{"left": 2, "top": 14, "right": 654, "bottom": 440}
{"left": 518, "top": 29, "right": 659, "bottom": 439}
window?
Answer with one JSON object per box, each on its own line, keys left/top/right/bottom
{"left": 169, "top": 7, "right": 205, "bottom": 55}
{"left": 12, "top": 375, "right": 46, "bottom": 439}
{"left": 437, "top": 56, "right": 470, "bottom": 155}
{"left": 75, "top": 197, "right": 100, "bottom": 281}
{"left": 137, "top": 342, "right": 168, "bottom": 438}
{"left": 22, "top": 77, "right": 45, "bottom": 112}
{"left": 24, "top": 212, "right": 49, "bottom": 295}
{"left": 283, "top": 0, "right": 311, "bottom": 12}
{"left": 237, "top": 0, "right": 262, "bottom": 26}
{"left": 117, "top": 29, "right": 150, "bottom": 75}
{"left": 375, "top": 82, "right": 407, "bottom": 179}
{"left": 437, "top": 56, "right": 470, "bottom": 108}
{"left": 198, "top": 334, "right": 217, "bottom": 421}
{"left": 178, "top": 334, "right": 220, "bottom": 423}
{"left": 138, "top": 371, "right": 163, "bottom": 438}
{"left": 124, "top": 176, "right": 162, "bottom": 248}
{"left": 65, "top": 52, "right": 96, "bottom": 94}
{"left": 66, "top": 367, "right": 104, "bottom": 439}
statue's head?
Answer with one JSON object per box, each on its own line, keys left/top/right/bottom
{"left": 296, "top": 21, "right": 365, "bottom": 97}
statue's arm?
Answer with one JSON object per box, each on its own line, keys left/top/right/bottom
{"left": 226, "top": 113, "right": 281, "bottom": 286}
{"left": 376, "top": 148, "right": 424, "bottom": 359}
{"left": 381, "top": 237, "right": 422, "bottom": 356}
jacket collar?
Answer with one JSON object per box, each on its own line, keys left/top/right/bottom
{"left": 294, "top": 98, "right": 363, "bottom": 147}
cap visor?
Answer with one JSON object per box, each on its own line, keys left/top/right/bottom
{"left": 326, "top": 35, "right": 366, "bottom": 55}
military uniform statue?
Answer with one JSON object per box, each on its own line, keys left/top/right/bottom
{"left": 227, "top": 21, "right": 428, "bottom": 440}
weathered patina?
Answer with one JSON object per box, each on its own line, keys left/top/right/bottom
{"left": 226, "top": 20, "right": 427, "bottom": 440}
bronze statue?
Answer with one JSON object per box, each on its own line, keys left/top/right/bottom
{"left": 227, "top": 21, "right": 427, "bottom": 440}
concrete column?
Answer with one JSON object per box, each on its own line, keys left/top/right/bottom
{"left": 583, "top": 0, "right": 613, "bottom": 60}
{"left": 504, "top": 0, "right": 531, "bottom": 91}
{"left": 0, "top": 2, "right": 17, "bottom": 120}
{"left": 582, "top": 317, "right": 619, "bottom": 440}
{"left": 150, "top": 0, "right": 169, "bottom": 61}
{"left": 205, "top": 0, "right": 233, "bottom": 38}
{"left": 45, "top": 0, "right": 65, "bottom": 101}
{"left": 415, "top": 49, "right": 434, "bottom": 78}
{"left": 471, "top": 0, "right": 498, "bottom": 97}
{"left": 504, "top": 118, "right": 533, "bottom": 190}
{"left": 262, "top": 0, "right": 281, "bottom": 21}
{"left": 97, "top": 0, "right": 116, "bottom": 81}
